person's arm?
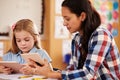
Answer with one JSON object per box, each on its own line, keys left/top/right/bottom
{"left": 46, "top": 71, "right": 62, "bottom": 79}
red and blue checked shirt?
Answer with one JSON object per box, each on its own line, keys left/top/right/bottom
{"left": 61, "top": 27, "right": 120, "bottom": 80}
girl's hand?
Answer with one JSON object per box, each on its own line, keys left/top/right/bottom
{"left": 0, "top": 65, "right": 13, "bottom": 74}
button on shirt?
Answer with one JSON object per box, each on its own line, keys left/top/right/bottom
{"left": 3, "top": 46, "right": 52, "bottom": 64}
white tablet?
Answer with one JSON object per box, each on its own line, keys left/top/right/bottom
{"left": 0, "top": 61, "right": 23, "bottom": 73}
{"left": 21, "top": 53, "right": 44, "bottom": 66}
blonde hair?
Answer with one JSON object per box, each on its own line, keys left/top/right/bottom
{"left": 9, "top": 19, "right": 41, "bottom": 54}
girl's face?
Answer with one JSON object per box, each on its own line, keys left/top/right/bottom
{"left": 62, "top": 7, "right": 82, "bottom": 33}
{"left": 15, "top": 30, "right": 35, "bottom": 53}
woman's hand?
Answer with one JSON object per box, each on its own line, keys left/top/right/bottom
{"left": 0, "top": 65, "right": 13, "bottom": 74}
{"left": 19, "top": 64, "right": 35, "bottom": 75}
{"left": 31, "top": 59, "right": 52, "bottom": 76}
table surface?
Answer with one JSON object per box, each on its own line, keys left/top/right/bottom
{"left": 0, "top": 73, "right": 57, "bottom": 80}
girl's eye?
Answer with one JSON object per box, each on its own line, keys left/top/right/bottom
{"left": 16, "top": 40, "right": 21, "bottom": 42}
{"left": 24, "top": 38, "right": 31, "bottom": 42}
{"left": 25, "top": 39, "right": 30, "bottom": 41}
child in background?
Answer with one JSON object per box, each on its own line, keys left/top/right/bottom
{"left": 0, "top": 19, "right": 52, "bottom": 74}
{"left": 22, "top": 0, "right": 120, "bottom": 79}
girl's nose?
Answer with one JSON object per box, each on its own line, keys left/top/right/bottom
{"left": 21, "top": 41, "right": 26, "bottom": 45}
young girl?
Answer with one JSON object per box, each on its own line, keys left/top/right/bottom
{"left": 0, "top": 19, "right": 52, "bottom": 74}
{"left": 22, "top": 0, "right": 120, "bottom": 79}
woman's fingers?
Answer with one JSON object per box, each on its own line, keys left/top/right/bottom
{"left": 20, "top": 65, "right": 38, "bottom": 75}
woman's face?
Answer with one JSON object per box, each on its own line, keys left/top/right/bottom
{"left": 15, "top": 30, "right": 35, "bottom": 53}
{"left": 62, "top": 7, "right": 82, "bottom": 33}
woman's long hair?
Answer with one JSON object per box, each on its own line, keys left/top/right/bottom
{"left": 62, "top": 0, "right": 101, "bottom": 68}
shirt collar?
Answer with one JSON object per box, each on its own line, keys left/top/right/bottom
{"left": 73, "top": 33, "right": 82, "bottom": 44}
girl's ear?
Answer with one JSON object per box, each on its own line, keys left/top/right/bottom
{"left": 80, "top": 12, "right": 86, "bottom": 21}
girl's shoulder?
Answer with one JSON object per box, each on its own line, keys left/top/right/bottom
{"left": 30, "top": 47, "right": 48, "bottom": 55}
{"left": 4, "top": 51, "right": 14, "bottom": 56}
{"left": 36, "top": 48, "right": 47, "bottom": 54}
{"left": 3, "top": 51, "right": 16, "bottom": 61}
{"left": 30, "top": 47, "right": 52, "bottom": 62}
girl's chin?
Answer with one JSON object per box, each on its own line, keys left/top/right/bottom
{"left": 21, "top": 50, "right": 29, "bottom": 53}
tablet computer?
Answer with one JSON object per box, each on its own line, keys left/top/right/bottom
{"left": 0, "top": 61, "right": 23, "bottom": 73}
{"left": 21, "top": 53, "right": 44, "bottom": 66}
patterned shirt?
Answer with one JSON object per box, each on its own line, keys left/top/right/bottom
{"left": 62, "top": 27, "right": 120, "bottom": 80}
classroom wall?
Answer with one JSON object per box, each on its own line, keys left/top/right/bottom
{"left": 42, "top": 0, "right": 67, "bottom": 69}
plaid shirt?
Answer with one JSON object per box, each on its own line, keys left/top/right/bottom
{"left": 62, "top": 27, "right": 120, "bottom": 80}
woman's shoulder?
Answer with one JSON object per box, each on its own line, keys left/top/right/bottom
{"left": 93, "top": 25, "right": 113, "bottom": 37}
